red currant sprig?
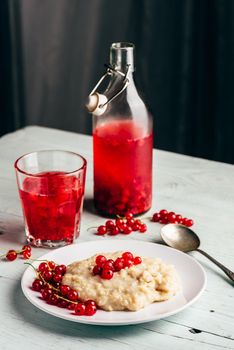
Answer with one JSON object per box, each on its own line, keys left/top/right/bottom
{"left": 31, "top": 260, "right": 97, "bottom": 317}
{"left": 152, "top": 209, "right": 194, "bottom": 227}
{"left": 0, "top": 245, "right": 32, "bottom": 261}
{"left": 92, "top": 252, "right": 142, "bottom": 280}
{"left": 95, "top": 213, "right": 147, "bottom": 236}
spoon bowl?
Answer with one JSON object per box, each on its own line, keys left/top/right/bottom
{"left": 160, "top": 224, "right": 234, "bottom": 282}
{"left": 161, "top": 224, "right": 200, "bottom": 252}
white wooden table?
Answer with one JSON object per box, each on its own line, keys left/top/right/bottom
{"left": 0, "top": 126, "right": 233, "bottom": 350}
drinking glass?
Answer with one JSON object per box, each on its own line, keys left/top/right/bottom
{"left": 15, "top": 150, "right": 87, "bottom": 248}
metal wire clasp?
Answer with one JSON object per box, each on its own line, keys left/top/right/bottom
{"left": 86, "top": 65, "right": 130, "bottom": 115}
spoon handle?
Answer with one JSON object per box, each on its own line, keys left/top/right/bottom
{"left": 196, "top": 248, "right": 234, "bottom": 282}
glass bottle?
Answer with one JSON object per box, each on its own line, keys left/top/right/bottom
{"left": 91, "top": 42, "right": 153, "bottom": 216}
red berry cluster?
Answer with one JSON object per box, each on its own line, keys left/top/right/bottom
{"left": 152, "top": 209, "right": 194, "bottom": 227}
{"left": 32, "top": 261, "right": 97, "bottom": 316}
{"left": 96, "top": 213, "right": 147, "bottom": 236}
{"left": 1, "top": 245, "right": 32, "bottom": 261}
{"left": 93, "top": 252, "right": 142, "bottom": 280}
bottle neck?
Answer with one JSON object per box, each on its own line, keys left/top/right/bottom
{"left": 110, "top": 42, "right": 135, "bottom": 73}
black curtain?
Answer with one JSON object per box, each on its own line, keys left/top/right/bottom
{"left": 1, "top": 0, "right": 234, "bottom": 164}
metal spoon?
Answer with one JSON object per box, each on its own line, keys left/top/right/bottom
{"left": 161, "top": 224, "right": 234, "bottom": 282}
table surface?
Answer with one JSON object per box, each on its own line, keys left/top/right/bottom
{"left": 0, "top": 126, "right": 233, "bottom": 350}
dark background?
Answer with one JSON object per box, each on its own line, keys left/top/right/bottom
{"left": 1, "top": 0, "right": 234, "bottom": 164}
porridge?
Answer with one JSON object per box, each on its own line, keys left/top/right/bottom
{"left": 62, "top": 251, "right": 181, "bottom": 311}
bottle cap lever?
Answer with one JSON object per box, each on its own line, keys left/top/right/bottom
{"left": 86, "top": 65, "right": 130, "bottom": 116}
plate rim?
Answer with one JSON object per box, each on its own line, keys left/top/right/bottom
{"left": 21, "top": 239, "right": 207, "bottom": 326}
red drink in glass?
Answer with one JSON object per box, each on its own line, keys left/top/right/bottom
{"left": 93, "top": 120, "right": 153, "bottom": 216}
{"left": 15, "top": 151, "right": 86, "bottom": 248}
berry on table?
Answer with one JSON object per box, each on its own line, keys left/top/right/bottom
{"left": 159, "top": 209, "right": 168, "bottom": 217}
{"left": 22, "top": 250, "right": 31, "bottom": 259}
{"left": 123, "top": 226, "right": 132, "bottom": 234}
{"left": 109, "top": 226, "right": 119, "bottom": 235}
{"left": 97, "top": 225, "right": 107, "bottom": 235}
{"left": 167, "top": 211, "right": 176, "bottom": 222}
{"left": 105, "top": 220, "right": 115, "bottom": 229}
{"left": 6, "top": 250, "right": 17, "bottom": 261}
{"left": 152, "top": 213, "right": 161, "bottom": 222}
{"left": 139, "top": 223, "right": 147, "bottom": 233}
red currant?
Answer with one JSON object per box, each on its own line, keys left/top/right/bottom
{"left": 114, "top": 257, "right": 125, "bottom": 271}
{"left": 67, "top": 290, "right": 78, "bottom": 301}
{"left": 175, "top": 214, "right": 183, "bottom": 223}
{"left": 184, "top": 218, "right": 194, "bottom": 227}
{"left": 60, "top": 284, "right": 71, "bottom": 296}
{"left": 125, "top": 213, "right": 133, "bottom": 220}
{"left": 95, "top": 255, "right": 106, "bottom": 266}
{"left": 57, "top": 300, "right": 68, "bottom": 308}
{"left": 85, "top": 303, "right": 97, "bottom": 316}
{"left": 123, "top": 226, "right": 132, "bottom": 234}
{"left": 127, "top": 219, "right": 135, "bottom": 227}
{"left": 132, "top": 223, "right": 140, "bottom": 231}
{"left": 85, "top": 300, "right": 96, "bottom": 307}
{"left": 48, "top": 294, "right": 58, "bottom": 305}
{"left": 168, "top": 212, "right": 177, "bottom": 223}
{"left": 109, "top": 226, "right": 119, "bottom": 235}
{"left": 159, "top": 209, "right": 168, "bottom": 217}
{"left": 22, "top": 250, "right": 31, "bottom": 259}
{"left": 38, "top": 262, "right": 48, "bottom": 272}
{"left": 122, "top": 252, "right": 134, "bottom": 260}
{"left": 139, "top": 224, "right": 147, "bottom": 233}
{"left": 68, "top": 303, "right": 76, "bottom": 310}
{"left": 118, "top": 223, "right": 127, "bottom": 232}
{"left": 97, "top": 225, "right": 107, "bottom": 235}
{"left": 102, "top": 260, "right": 115, "bottom": 271}
{"left": 22, "top": 245, "right": 31, "bottom": 253}
{"left": 32, "top": 279, "right": 44, "bottom": 291}
{"left": 43, "top": 270, "right": 53, "bottom": 281}
{"left": 41, "top": 288, "right": 53, "bottom": 301}
{"left": 48, "top": 261, "right": 56, "bottom": 270}
{"left": 53, "top": 273, "right": 63, "bottom": 283}
{"left": 6, "top": 250, "right": 17, "bottom": 261}
{"left": 93, "top": 265, "right": 102, "bottom": 275}
{"left": 124, "top": 258, "right": 134, "bottom": 268}
{"left": 152, "top": 213, "right": 161, "bottom": 222}
{"left": 160, "top": 216, "right": 168, "bottom": 224}
{"left": 55, "top": 265, "right": 66, "bottom": 275}
{"left": 133, "top": 256, "right": 142, "bottom": 265}
{"left": 105, "top": 220, "right": 115, "bottom": 229}
{"left": 75, "top": 302, "right": 86, "bottom": 315}
{"left": 101, "top": 268, "right": 114, "bottom": 280}
{"left": 115, "top": 218, "right": 124, "bottom": 229}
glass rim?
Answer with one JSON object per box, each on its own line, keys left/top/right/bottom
{"left": 14, "top": 149, "right": 87, "bottom": 177}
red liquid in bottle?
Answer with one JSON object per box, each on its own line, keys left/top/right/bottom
{"left": 19, "top": 171, "right": 84, "bottom": 244}
{"left": 93, "top": 120, "right": 152, "bottom": 216}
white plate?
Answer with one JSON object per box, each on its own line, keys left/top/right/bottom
{"left": 21, "top": 239, "right": 206, "bottom": 326}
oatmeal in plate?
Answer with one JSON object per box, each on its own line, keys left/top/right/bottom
{"left": 62, "top": 251, "right": 181, "bottom": 311}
